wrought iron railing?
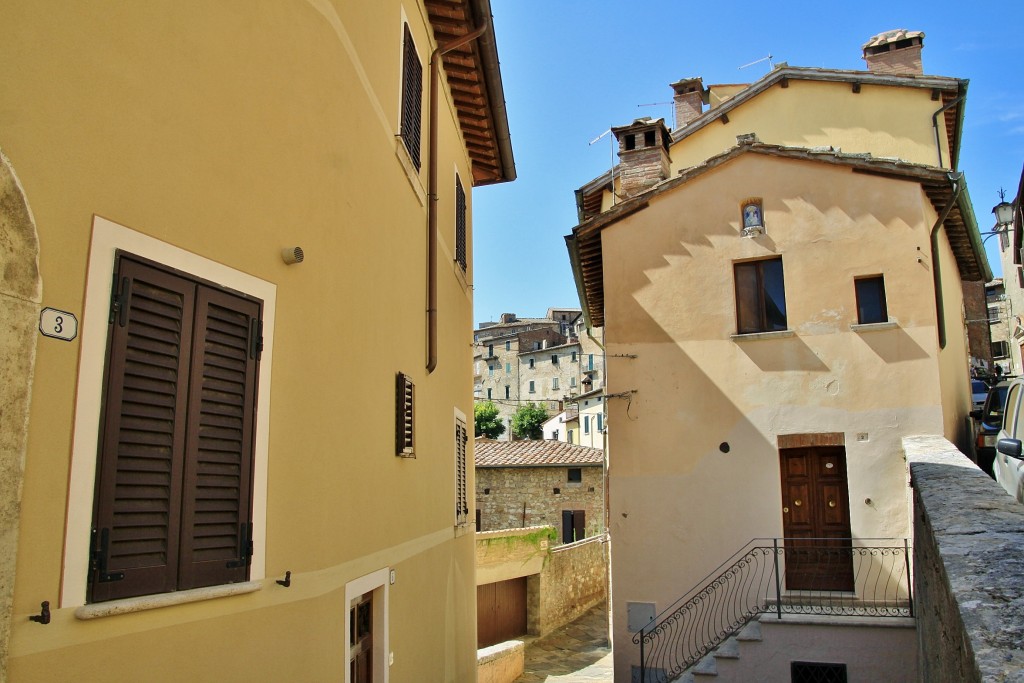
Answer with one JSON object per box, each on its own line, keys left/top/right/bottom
{"left": 632, "top": 538, "right": 912, "bottom": 683}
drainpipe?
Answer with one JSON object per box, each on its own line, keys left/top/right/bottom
{"left": 427, "top": 18, "right": 490, "bottom": 374}
{"left": 931, "top": 96, "right": 963, "bottom": 169}
{"left": 930, "top": 172, "right": 964, "bottom": 350}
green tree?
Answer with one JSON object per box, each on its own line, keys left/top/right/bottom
{"left": 474, "top": 401, "right": 505, "bottom": 439}
{"left": 511, "top": 402, "right": 548, "bottom": 440}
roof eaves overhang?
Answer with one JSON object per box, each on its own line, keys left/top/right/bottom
{"left": 569, "top": 142, "right": 991, "bottom": 326}
{"left": 427, "top": 0, "right": 516, "bottom": 185}
{"left": 669, "top": 67, "right": 964, "bottom": 147}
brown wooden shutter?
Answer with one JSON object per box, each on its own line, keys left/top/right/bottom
{"left": 91, "top": 256, "right": 195, "bottom": 602}
{"left": 91, "top": 252, "right": 261, "bottom": 602}
{"left": 400, "top": 24, "right": 422, "bottom": 170}
{"left": 455, "top": 176, "right": 467, "bottom": 271}
{"left": 177, "top": 285, "right": 260, "bottom": 590}
{"left": 396, "top": 373, "right": 415, "bottom": 456}
{"left": 455, "top": 418, "right": 468, "bottom": 525}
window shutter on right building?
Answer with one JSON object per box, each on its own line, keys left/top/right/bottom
{"left": 396, "top": 372, "right": 415, "bottom": 457}
{"left": 400, "top": 24, "right": 423, "bottom": 170}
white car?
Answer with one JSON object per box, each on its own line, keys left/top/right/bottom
{"left": 995, "top": 378, "right": 1024, "bottom": 502}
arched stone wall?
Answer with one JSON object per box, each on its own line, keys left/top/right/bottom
{"left": 0, "top": 149, "right": 41, "bottom": 683}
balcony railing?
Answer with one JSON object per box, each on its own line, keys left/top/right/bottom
{"left": 633, "top": 538, "right": 912, "bottom": 683}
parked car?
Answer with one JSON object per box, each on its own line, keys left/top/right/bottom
{"left": 995, "top": 378, "right": 1024, "bottom": 502}
{"left": 971, "top": 378, "right": 989, "bottom": 410}
{"left": 972, "top": 380, "right": 1010, "bottom": 478}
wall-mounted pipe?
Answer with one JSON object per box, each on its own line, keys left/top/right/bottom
{"left": 427, "top": 17, "right": 490, "bottom": 374}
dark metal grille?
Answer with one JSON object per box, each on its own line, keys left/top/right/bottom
{"left": 791, "top": 661, "right": 848, "bottom": 683}
{"left": 634, "top": 538, "right": 912, "bottom": 682}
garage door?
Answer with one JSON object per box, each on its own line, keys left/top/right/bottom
{"left": 477, "top": 577, "right": 527, "bottom": 648}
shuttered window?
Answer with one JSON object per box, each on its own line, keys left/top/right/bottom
{"left": 455, "top": 175, "right": 467, "bottom": 271}
{"left": 400, "top": 24, "right": 423, "bottom": 170}
{"left": 90, "top": 252, "right": 261, "bottom": 603}
{"left": 456, "top": 418, "right": 469, "bottom": 526}
{"left": 396, "top": 372, "right": 415, "bottom": 457}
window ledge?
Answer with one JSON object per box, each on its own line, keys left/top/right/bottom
{"left": 731, "top": 329, "right": 795, "bottom": 342}
{"left": 851, "top": 320, "right": 898, "bottom": 332}
{"left": 74, "top": 581, "right": 262, "bottom": 620}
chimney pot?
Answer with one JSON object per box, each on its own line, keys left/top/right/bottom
{"left": 611, "top": 118, "right": 672, "bottom": 198}
{"left": 670, "top": 77, "right": 705, "bottom": 128}
{"left": 862, "top": 29, "right": 925, "bottom": 75}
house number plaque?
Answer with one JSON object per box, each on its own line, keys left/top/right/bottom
{"left": 39, "top": 307, "right": 78, "bottom": 342}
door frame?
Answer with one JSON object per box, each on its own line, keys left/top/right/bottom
{"left": 777, "top": 433, "right": 854, "bottom": 592}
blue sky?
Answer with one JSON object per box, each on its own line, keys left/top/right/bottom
{"left": 471, "top": 0, "right": 1024, "bottom": 323}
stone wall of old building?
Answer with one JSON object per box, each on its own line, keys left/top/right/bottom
{"left": 476, "top": 464, "right": 603, "bottom": 542}
{"left": 962, "top": 279, "right": 992, "bottom": 372}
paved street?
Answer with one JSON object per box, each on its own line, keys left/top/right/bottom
{"left": 513, "top": 603, "right": 613, "bottom": 682}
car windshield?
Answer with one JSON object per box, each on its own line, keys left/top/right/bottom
{"left": 985, "top": 385, "right": 1010, "bottom": 420}
{"left": 972, "top": 380, "right": 988, "bottom": 395}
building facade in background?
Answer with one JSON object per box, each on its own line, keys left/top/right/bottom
{"left": 0, "top": 2, "right": 514, "bottom": 680}
{"left": 567, "top": 30, "right": 989, "bottom": 680}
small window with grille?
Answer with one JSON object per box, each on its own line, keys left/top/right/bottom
{"left": 396, "top": 372, "right": 415, "bottom": 457}
{"left": 790, "top": 661, "right": 847, "bottom": 683}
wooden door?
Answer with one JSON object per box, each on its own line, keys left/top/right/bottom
{"left": 477, "top": 578, "right": 527, "bottom": 647}
{"left": 779, "top": 447, "right": 854, "bottom": 591}
{"left": 350, "top": 592, "right": 372, "bottom": 683}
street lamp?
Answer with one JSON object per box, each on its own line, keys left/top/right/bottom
{"left": 993, "top": 188, "right": 1014, "bottom": 229}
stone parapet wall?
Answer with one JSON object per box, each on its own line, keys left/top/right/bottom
{"left": 904, "top": 435, "right": 1024, "bottom": 682}
{"left": 534, "top": 535, "right": 608, "bottom": 636}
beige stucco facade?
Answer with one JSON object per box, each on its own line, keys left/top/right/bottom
{"left": 568, "top": 54, "right": 988, "bottom": 678}
{"left": 0, "top": 2, "right": 513, "bottom": 681}
{"left": 599, "top": 151, "right": 975, "bottom": 680}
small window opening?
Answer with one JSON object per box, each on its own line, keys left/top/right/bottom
{"left": 624, "top": 134, "right": 636, "bottom": 151}
{"left": 644, "top": 130, "right": 656, "bottom": 147}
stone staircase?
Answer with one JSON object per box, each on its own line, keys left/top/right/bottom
{"left": 674, "top": 620, "right": 763, "bottom": 683}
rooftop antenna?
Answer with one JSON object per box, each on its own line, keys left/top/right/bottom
{"left": 637, "top": 101, "right": 675, "bottom": 129}
{"left": 589, "top": 128, "right": 617, "bottom": 205}
{"left": 738, "top": 54, "right": 774, "bottom": 72}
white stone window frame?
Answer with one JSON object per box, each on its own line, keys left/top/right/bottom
{"left": 62, "top": 216, "right": 275, "bottom": 608}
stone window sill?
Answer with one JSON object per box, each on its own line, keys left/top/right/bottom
{"left": 731, "top": 329, "right": 795, "bottom": 342}
{"left": 74, "top": 581, "right": 262, "bottom": 620}
{"left": 851, "top": 320, "right": 898, "bottom": 332}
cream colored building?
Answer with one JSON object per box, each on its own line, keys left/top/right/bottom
{"left": 567, "top": 32, "right": 989, "bottom": 681}
{"left": 0, "top": 2, "right": 514, "bottom": 681}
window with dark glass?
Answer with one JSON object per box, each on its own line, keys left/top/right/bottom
{"left": 567, "top": 468, "right": 582, "bottom": 483}
{"left": 854, "top": 275, "right": 887, "bottom": 325}
{"left": 735, "top": 257, "right": 788, "bottom": 333}
{"left": 400, "top": 24, "right": 422, "bottom": 170}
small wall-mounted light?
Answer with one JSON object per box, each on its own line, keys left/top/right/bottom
{"left": 281, "top": 246, "right": 305, "bottom": 265}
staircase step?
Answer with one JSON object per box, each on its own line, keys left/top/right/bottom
{"left": 712, "top": 637, "right": 740, "bottom": 659}
{"left": 736, "top": 620, "right": 763, "bottom": 642}
{"left": 691, "top": 654, "right": 718, "bottom": 676}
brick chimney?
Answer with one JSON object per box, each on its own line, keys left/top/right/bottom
{"left": 670, "top": 77, "right": 705, "bottom": 128}
{"left": 862, "top": 29, "right": 925, "bottom": 75}
{"left": 612, "top": 117, "right": 671, "bottom": 198}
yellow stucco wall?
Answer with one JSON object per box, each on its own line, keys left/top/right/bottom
{"left": 1, "top": 1, "right": 481, "bottom": 680}
{"left": 600, "top": 153, "right": 958, "bottom": 680}
{"left": 605, "top": 77, "right": 953, "bottom": 206}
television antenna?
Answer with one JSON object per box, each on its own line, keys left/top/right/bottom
{"left": 738, "top": 54, "right": 774, "bottom": 71}
{"left": 637, "top": 101, "right": 675, "bottom": 129}
{"left": 589, "top": 128, "right": 618, "bottom": 205}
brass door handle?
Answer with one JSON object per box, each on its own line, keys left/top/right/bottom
{"left": 783, "top": 507, "right": 789, "bottom": 513}
{"left": 794, "top": 499, "right": 802, "bottom": 507}
{"left": 829, "top": 500, "right": 836, "bottom": 508}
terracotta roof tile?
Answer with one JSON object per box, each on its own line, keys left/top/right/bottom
{"left": 474, "top": 439, "right": 603, "bottom": 467}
